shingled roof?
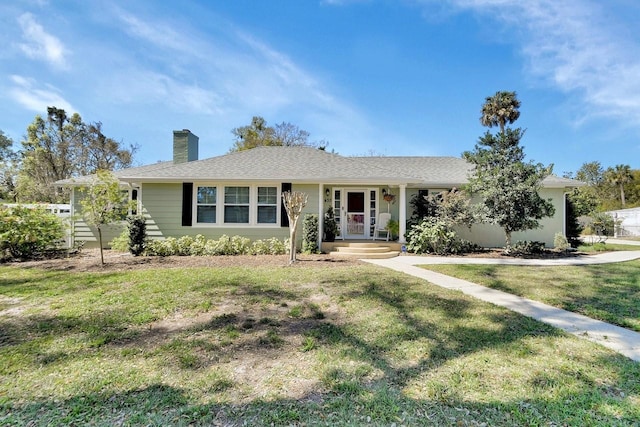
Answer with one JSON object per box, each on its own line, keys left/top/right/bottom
{"left": 115, "top": 146, "right": 421, "bottom": 184}
{"left": 57, "top": 146, "right": 583, "bottom": 188}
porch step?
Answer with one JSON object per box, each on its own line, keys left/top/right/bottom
{"left": 329, "top": 243, "right": 399, "bottom": 259}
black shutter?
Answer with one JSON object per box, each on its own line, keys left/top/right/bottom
{"left": 182, "top": 183, "right": 193, "bottom": 226}
{"left": 281, "top": 183, "right": 292, "bottom": 227}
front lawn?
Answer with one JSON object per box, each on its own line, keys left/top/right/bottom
{"left": 578, "top": 242, "right": 640, "bottom": 252}
{"left": 423, "top": 261, "right": 640, "bottom": 332}
{"left": 1, "top": 262, "right": 639, "bottom": 426}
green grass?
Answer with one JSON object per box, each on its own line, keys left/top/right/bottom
{"left": 423, "top": 260, "right": 640, "bottom": 332}
{"left": 1, "top": 262, "right": 639, "bottom": 426}
{"left": 578, "top": 242, "right": 640, "bottom": 252}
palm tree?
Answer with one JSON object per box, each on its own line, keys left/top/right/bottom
{"left": 480, "top": 91, "right": 521, "bottom": 134}
{"left": 606, "top": 164, "right": 633, "bottom": 207}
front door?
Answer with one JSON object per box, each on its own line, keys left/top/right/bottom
{"left": 345, "top": 190, "right": 366, "bottom": 238}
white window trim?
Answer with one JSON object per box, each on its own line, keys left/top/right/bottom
{"left": 192, "top": 183, "right": 281, "bottom": 227}
{"left": 195, "top": 185, "right": 218, "bottom": 225}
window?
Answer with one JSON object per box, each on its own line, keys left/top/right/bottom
{"left": 196, "top": 186, "right": 217, "bottom": 223}
{"left": 257, "top": 186, "right": 277, "bottom": 223}
{"left": 224, "top": 186, "right": 249, "bottom": 223}
{"left": 193, "top": 184, "right": 280, "bottom": 226}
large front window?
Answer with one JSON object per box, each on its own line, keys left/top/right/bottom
{"left": 193, "top": 184, "right": 279, "bottom": 226}
{"left": 224, "top": 186, "right": 250, "bottom": 223}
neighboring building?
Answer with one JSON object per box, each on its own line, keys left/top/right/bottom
{"left": 607, "top": 207, "right": 640, "bottom": 237}
{"left": 57, "top": 130, "right": 583, "bottom": 249}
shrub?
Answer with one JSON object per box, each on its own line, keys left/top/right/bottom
{"left": 250, "top": 237, "right": 287, "bottom": 255}
{"left": 0, "top": 205, "right": 64, "bottom": 260}
{"left": 128, "top": 216, "right": 147, "bottom": 256}
{"left": 302, "top": 214, "right": 319, "bottom": 254}
{"left": 406, "top": 218, "right": 477, "bottom": 255}
{"left": 109, "top": 230, "right": 129, "bottom": 252}
{"left": 511, "top": 240, "right": 546, "bottom": 255}
{"left": 144, "top": 234, "right": 285, "bottom": 257}
{"left": 553, "top": 232, "right": 570, "bottom": 252}
{"left": 323, "top": 208, "right": 339, "bottom": 241}
{"left": 589, "top": 212, "right": 615, "bottom": 237}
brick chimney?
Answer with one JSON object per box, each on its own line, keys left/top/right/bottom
{"left": 173, "top": 129, "right": 199, "bottom": 164}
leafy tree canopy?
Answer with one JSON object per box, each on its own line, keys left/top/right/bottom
{"left": 566, "top": 161, "right": 640, "bottom": 212}
{"left": 17, "top": 107, "right": 137, "bottom": 203}
{"left": 0, "top": 130, "right": 17, "bottom": 202}
{"left": 0, "top": 130, "right": 14, "bottom": 162}
{"left": 230, "top": 116, "right": 327, "bottom": 152}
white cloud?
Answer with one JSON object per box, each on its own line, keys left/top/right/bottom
{"left": 102, "top": 68, "right": 225, "bottom": 115}
{"left": 9, "top": 75, "right": 75, "bottom": 113}
{"left": 104, "top": 7, "right": 372, "bottom": 139}
{"left": 431, "top": 0, "right": 640, "bottom": 126}
{"left": 17, "top": 12, "right": 68, "bottom": 69}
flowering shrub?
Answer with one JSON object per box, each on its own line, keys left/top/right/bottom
{"left": 0, "top": 205, "right": 65, "bottom": 260}
{"left": 406, "top": 218, "right": 478, "bottom": 255}
{"left": 144, "top": 234, "right": 287, "bottom": 256}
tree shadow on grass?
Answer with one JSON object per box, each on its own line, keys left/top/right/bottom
{"left": 3, "top": 352, "right": 639, "bottom": 427}
{"left": 2, "top": 267, "right": 639, "bottom": 425}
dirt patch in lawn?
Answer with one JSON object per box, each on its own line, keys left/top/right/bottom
{"left": 2, "top": 247, "right": 590, "bottom": 272}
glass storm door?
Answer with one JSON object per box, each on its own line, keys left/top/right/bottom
{"left": 345, "top": 191, "right": 366, "bottom": 238}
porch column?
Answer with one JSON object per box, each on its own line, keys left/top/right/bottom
{"left": 398, "top": 184, "right": 407, "bottom": 243}
{"left": 318, "top": 183, "right": 324, "bottom": 249}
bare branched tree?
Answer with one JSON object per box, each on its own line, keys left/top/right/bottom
{"left": 282, "top": 190, "right": 308, "bottom": 264}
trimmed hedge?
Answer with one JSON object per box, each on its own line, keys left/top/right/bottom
{"left": 144, "top": 234, "right": 287, "bottom": 256}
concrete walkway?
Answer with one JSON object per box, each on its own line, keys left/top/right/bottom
{"left": 364, "top": 251, "right": 640, "bottom": 362}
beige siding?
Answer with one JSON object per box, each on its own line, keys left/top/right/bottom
{"left": 452, "top": 188, "right": 566, "bottom": 248}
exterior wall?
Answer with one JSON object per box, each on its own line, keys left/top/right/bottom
{"left": 74, "top": 181, "right": 566, "bottom": 250}
{"left": 142, "top": 183, "right": 319, "bottom": 245}
{"left": 448, "top": 188, "right": 566, "bottom": 248}
{"left": 74, "top": 183, "right": 321, "bottom": 249}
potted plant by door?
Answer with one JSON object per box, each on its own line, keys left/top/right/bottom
{"left": 324, "top": 207, "right": 339, "bottom": 242}
{"left": 386, "top": 219, "right": 399, "bottom": 241}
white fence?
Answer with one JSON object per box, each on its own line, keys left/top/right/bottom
{"left": 607, "top": 208, "right": 640, "bottom": 237}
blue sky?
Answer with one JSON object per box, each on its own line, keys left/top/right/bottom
{"left": 1, "top": 0, "right": 639, "bottom": 175}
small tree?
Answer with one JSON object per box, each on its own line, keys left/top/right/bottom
{"left": 282, "top": 191, "right": 308, "bottom": 263}
{"left": 79, "top": 170, "right": 130, "bottom": 264}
